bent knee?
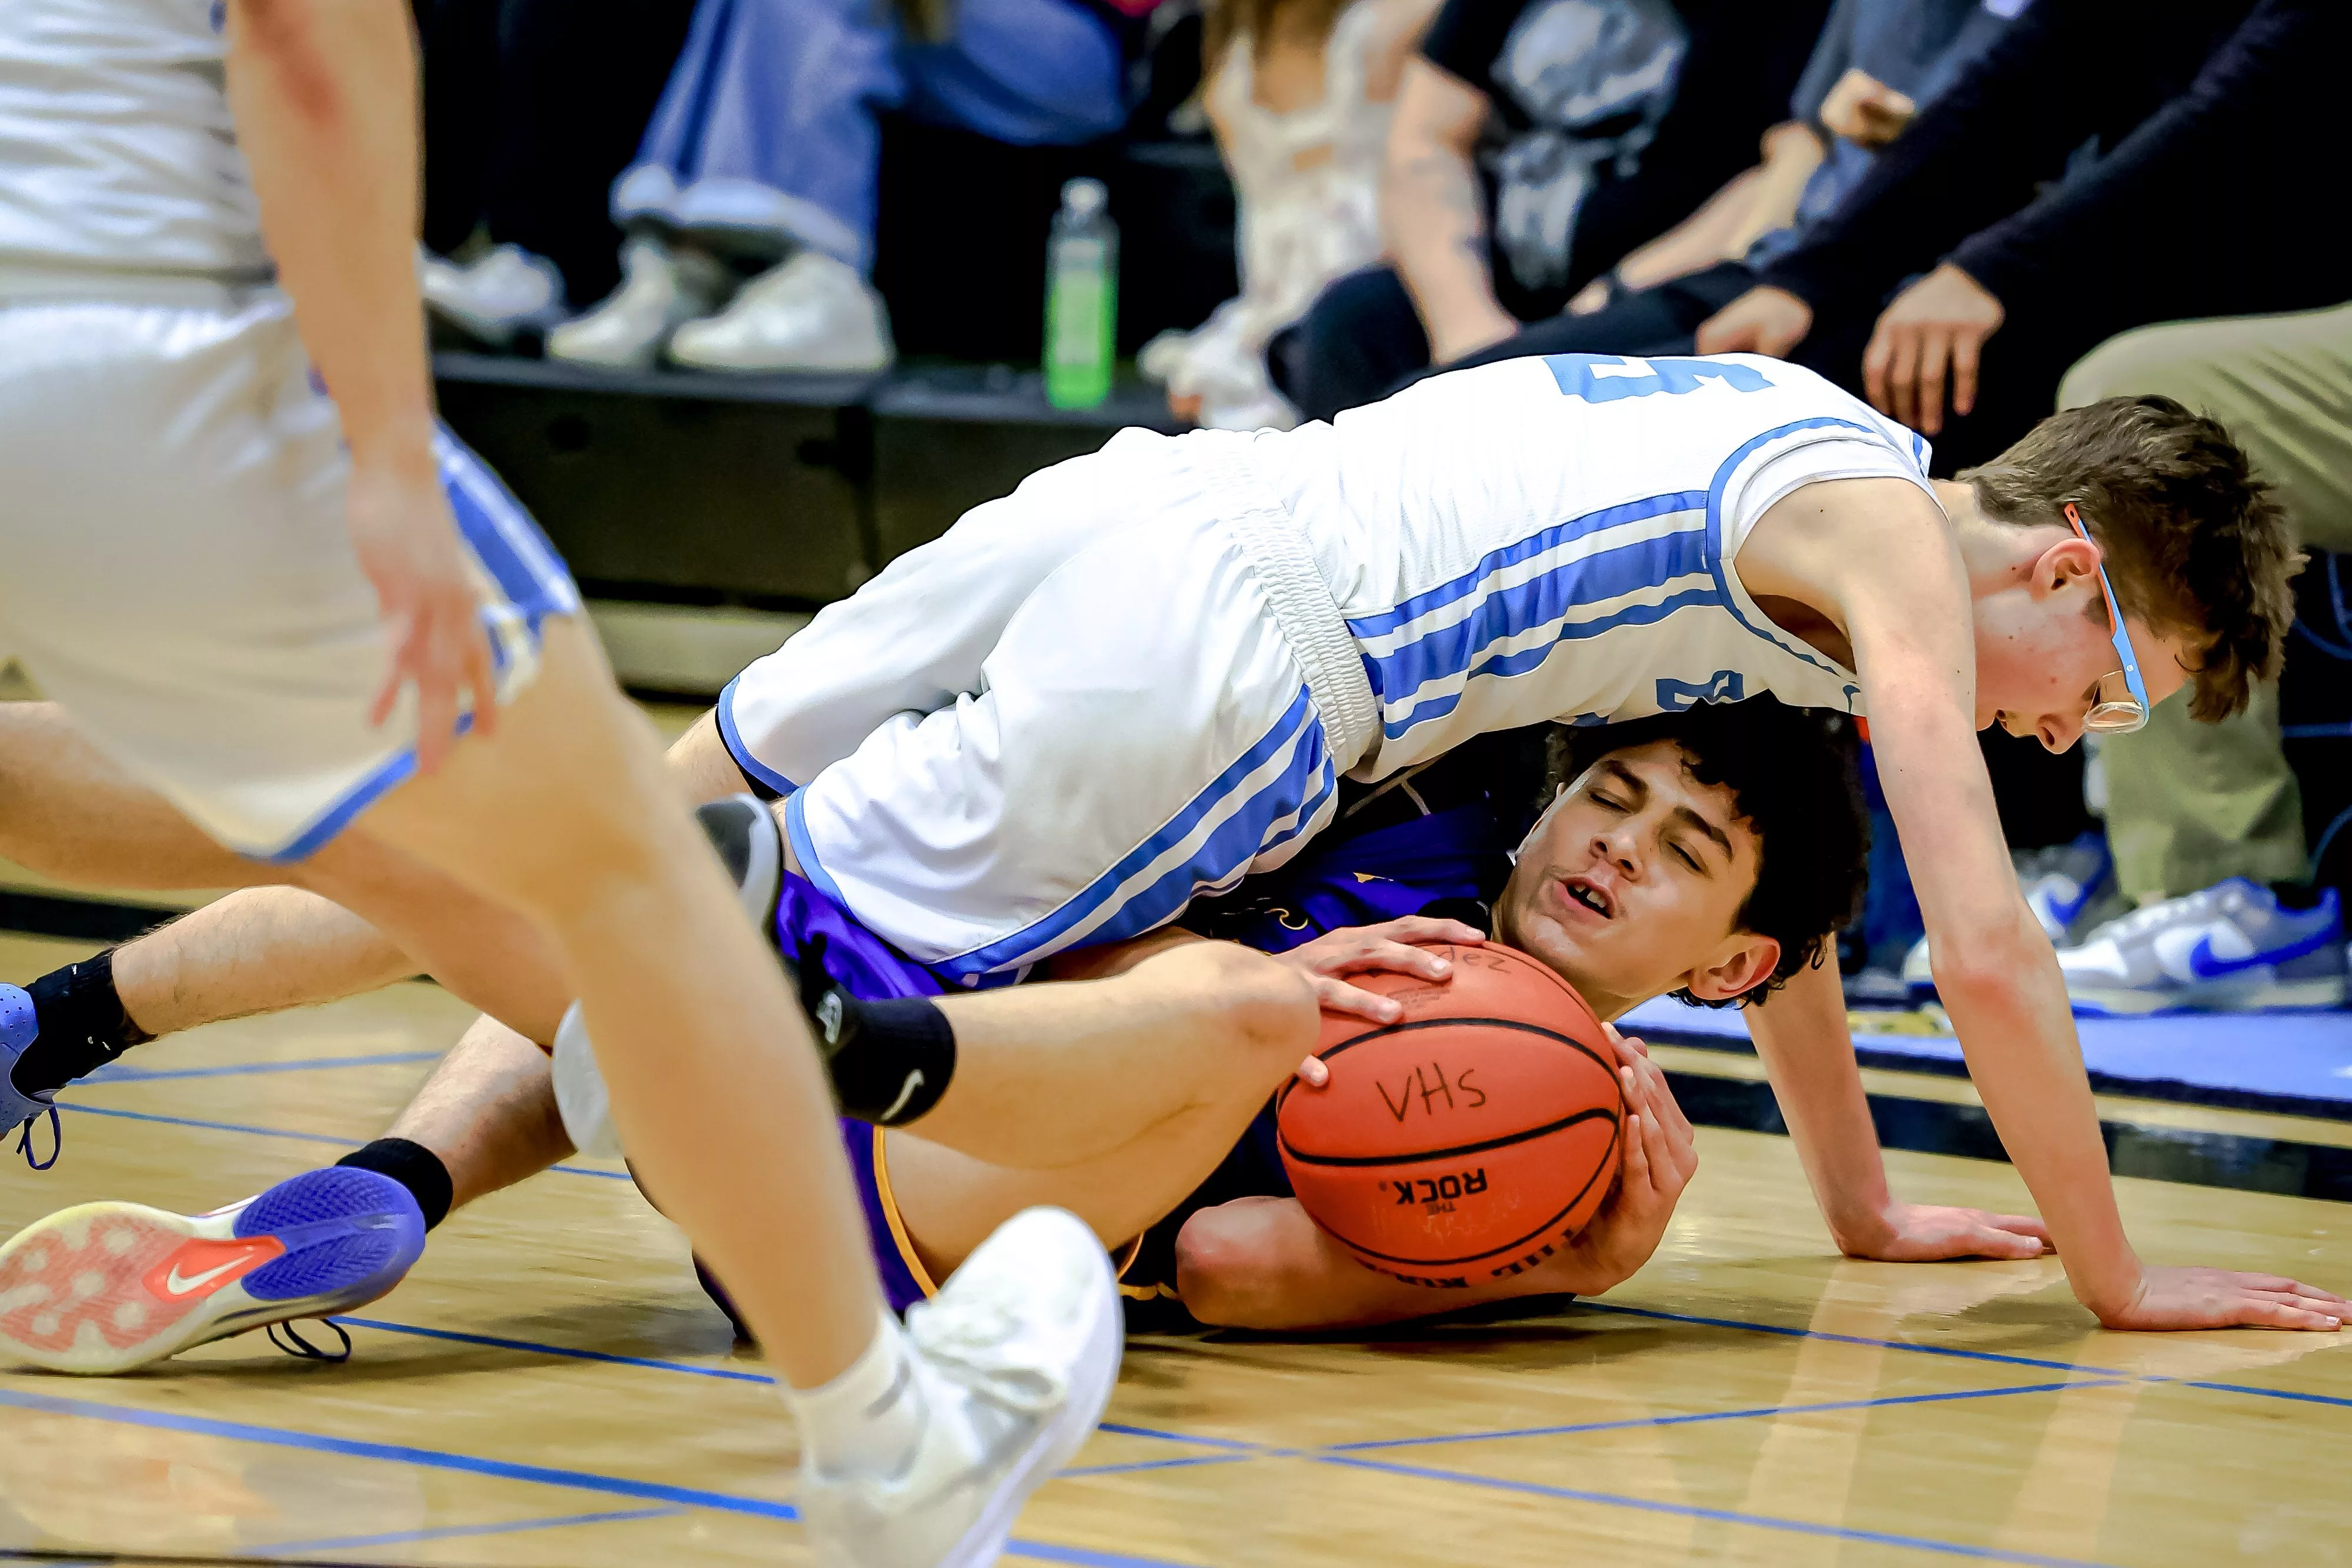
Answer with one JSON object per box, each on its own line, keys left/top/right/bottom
{"left": 1171, "top": 1208, "right": 1263, "bottom": 1328}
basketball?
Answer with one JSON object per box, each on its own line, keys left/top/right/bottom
{"left": 1275, "top": 941, "right": 1623, "bottom": 1288}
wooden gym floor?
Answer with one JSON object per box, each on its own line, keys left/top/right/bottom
{"left": 0, "top": 928, "right": 2346, "bottom": 1568}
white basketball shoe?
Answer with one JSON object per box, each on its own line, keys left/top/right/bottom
{"left": 668, "top": 250, "right": 894, "bottom": 373}
{"left": 799, "top": 1206, "right": 1121, "bottom": 1568}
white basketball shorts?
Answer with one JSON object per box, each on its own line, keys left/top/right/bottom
{"left": 719, "top": 429, "right": 1381, "bottom": 982}
{"left": 0, "top": 283, "right": 578, "bottom": 860}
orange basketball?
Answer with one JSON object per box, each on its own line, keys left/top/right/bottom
{"left": 1276, "top": 941, "right": 1623, "bottom": 1289}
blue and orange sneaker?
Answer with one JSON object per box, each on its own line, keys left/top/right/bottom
{"left": 0, "top": 1166, "right": 423, "bottom": 1374}
{"left": 1, "top": 982, "right": 60, "bottom": 1170}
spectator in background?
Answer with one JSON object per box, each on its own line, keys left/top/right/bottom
{"left": 1697, "top": 0, "right": 2352, "bottom": 473}
{"left": 413, "top": 0, "right": 700, "bottom": 347}
{"left": 1414, "top": 0, "right": 2019, "bottom": 375}
{"left": 544, "top": 0, "right": 1147, "bottom": 373}
{"left": 1271, "top": 0, "right": 1828, "bottom": 424}
{"left": 1139, "top": 0, "right": 1442, "bottom": 431}
{"left": 2043, "top": 303, "right": 2352, "bottom": 1015}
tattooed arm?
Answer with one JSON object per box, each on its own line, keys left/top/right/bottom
{"left": 1381, "top": 57, "right": 1517, "bottom": 365}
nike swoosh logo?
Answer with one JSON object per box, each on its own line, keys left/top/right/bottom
{"left": 162, "top": 1257, "right": 249, "bottom": 1296}
{"left": 877, "top": 1070, "right": 924, "bottom": 1124}
{"left": 2187, "top": 929, "right": 2335, "bottom": 979}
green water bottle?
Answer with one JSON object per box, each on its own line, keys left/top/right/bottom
{"left": 1044, "top": 177, "right": 1117, "bottom": 409}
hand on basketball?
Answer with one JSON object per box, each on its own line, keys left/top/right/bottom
{"left": 1862, "top": 262, "right": 2004, "bottom": 436}
{"left": 1562, "top": 1032, "right": 1698, "bottom": 1289}
{"left": 1275, "top": 915, "right": 1485, "bottom": 1027}
{"left": 1843, "top": 1203, "right": 2053, "bottom": 1263}
{"left": 1693, "top": 286, "right": 1813, "bottom": 359}
{"left": 346, "top": 456, "right": 500, "bottom": 775}
{"left": 2095, "top": 1266, "right": 2345, "bottom": 1332}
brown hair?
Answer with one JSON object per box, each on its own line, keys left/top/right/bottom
{"left": 1203, "top": 0, "right": 1354, "bottom": 72}
{"left": 1958, "top": 396, "right": 2299, "bottom": 721}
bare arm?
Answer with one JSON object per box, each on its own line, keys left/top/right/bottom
{"left": 1381, "top": 58, "right": 1516, "bottom": 363}
{"left": 1742, "top": 478, "right": 2340, "bottom": 1330}
{"left": 1589, "top": 122, "right": 1823, "bottom": 306}
{"left": 225, "top": 0, "right": 494, "bottom": 770}
{"left": 1745, "top": 960, "right": 2047, "bottom": 1261}
{"left": 1363, "top": 0, "right": 1448, "bottom": 101}
{"left": 1716, "top": 121, "right": 1827, "bottom": 263}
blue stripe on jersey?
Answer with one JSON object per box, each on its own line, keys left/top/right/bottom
{"left": 932, "top": 686, "right": 1332, "bottom": 981}
{"left": 1347, "top": 490, "right": 1706, "bottom": 640}
{"left": 1375, "top": 584, "right": 1720, "bottom": 740}
{"left": 716, "top": 676, "right": 798, "bottom": 796}
{"left": 1360, "top": 520, "right": 1712, "bottom": 707}
{"left": 1703, "top": 416, "right": 1882, "bottom": 687}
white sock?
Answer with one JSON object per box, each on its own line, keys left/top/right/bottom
{"left": 786, "top": 1311, "right": 927, "bottom": 1481}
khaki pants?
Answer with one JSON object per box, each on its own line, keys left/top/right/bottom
{"left": 2059, "top": 303, "right": 2352, "bottom": 902}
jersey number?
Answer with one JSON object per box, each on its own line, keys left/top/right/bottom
{"left": 1544, "top": 354, "right": 1774, "bottom": 403}
{"left": 1658, "top": 671, "right": 1745, "bottom": 710}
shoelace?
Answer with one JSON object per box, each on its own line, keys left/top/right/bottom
{"left": 11, "top": 1106, "right": 59, "bottom": 1171}
{"left": 2097, "top": 885, "right": 2228, "bottom": 942}
{"left": 266, "top": 1318, "right": 353, "bottom": 1363}
{"left": 906, "top": 1278, "right": 1064, "bottom": 1416}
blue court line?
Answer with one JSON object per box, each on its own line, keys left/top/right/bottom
{"left": 338, "top": 1305, "right": 2350, "bottom": 1450}
{"left": 336, "top": 1316, "right": 772, "bottom": 1384}
{"left": 0, "top": 1383, "right": 800, "bottom": 1517}
{"left": 1097, "top": 1422, "right": 1264, "bottom": 1452}
{"left": 1321, "top": 1379, "right": 2124, "bottom": 1453}
{"left": 56, "top": 1102, "right": 366, "bottom": 1149}
{"left": 1579, "top": 1301, "right": 2107, "bottom": 1375}
{"left": 1060, "top": 1454, "right": 1263, "bottom": 1479}
{"left": 84, "top": 1051, "right": 441, "bottom": 1084}
{"left": 258, "top": 1506, "right": 683, "bottom": 1556}
{"left": 1316, "top": 1454, "right": 2119, "bottom": 1567}
{"left": 2179, "top": 1378, "right": 2352, "bottom": 1410}
{"left": 0, "top": 1385, "right": 1207, "bottom": 1568}
{"left": 51, "top": 1101, "right": 629, "bottom": 1180}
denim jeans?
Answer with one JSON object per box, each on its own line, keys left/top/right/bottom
{"left": 614, "top": 0, "right": 1127, "bottom": 272}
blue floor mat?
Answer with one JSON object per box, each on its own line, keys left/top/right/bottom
{"left": 1621, "top": 997, "right": 2352, "bottom": 1121}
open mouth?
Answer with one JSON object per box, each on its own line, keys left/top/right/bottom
{"left": 1561, "top": 875, "right": 1615, "bottom": 921}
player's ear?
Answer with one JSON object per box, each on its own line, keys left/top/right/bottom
{"left": 1682, "top": 933, "right": 1780, "bottom": 1004}
{"left": 2035, "top": 534, "right": 2102, "bottom": 597}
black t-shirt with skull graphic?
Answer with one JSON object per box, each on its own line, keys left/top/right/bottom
{"left": 1420, "top": 0, "right": 1828, "bottom": 318}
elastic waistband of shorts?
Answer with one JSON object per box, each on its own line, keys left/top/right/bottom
{"left": 1182, "top": 436, "right": 1381, "bottom": 775}
{"left": 0, "top": 263, "right": 282, "bottom": 310}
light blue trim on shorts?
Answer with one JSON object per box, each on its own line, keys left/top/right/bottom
{"left": 716, "top": 674, "right": 798, "bottom": 796}
{"left": 781, "top": 787, "right": 852, "bottom": 912}
{"left": 253, "top": 430, "right": 579, "bottom": 864}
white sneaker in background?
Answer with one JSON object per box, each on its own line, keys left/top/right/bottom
{"left": 668, "top": 250, "right": 894, "bottom": 373}
{"left": 798, "top": 1206, "right": 1121, "bottom": 1568}
{"left": 422, "top": 243, "right": 567, "bottom": 349}
{"left": 1904, "top": 831, "right": 2116, "bottom": 1001}
{"left": 546, "top": 238, "right": 721, "bottom": 370}
{"left": 2059, "top": 878, "right": 2347, "bottom": 1016}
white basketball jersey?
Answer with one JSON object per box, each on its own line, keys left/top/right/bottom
{"left": 0, "top": 0, "right": 267, "bottom": 279}
{"left": 1232, "top": 352, "right": 1938, "bottom": 778}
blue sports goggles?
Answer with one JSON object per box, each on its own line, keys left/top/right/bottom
{"left": 2066, "top": 503, "right": 2151, "bottom": 734}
